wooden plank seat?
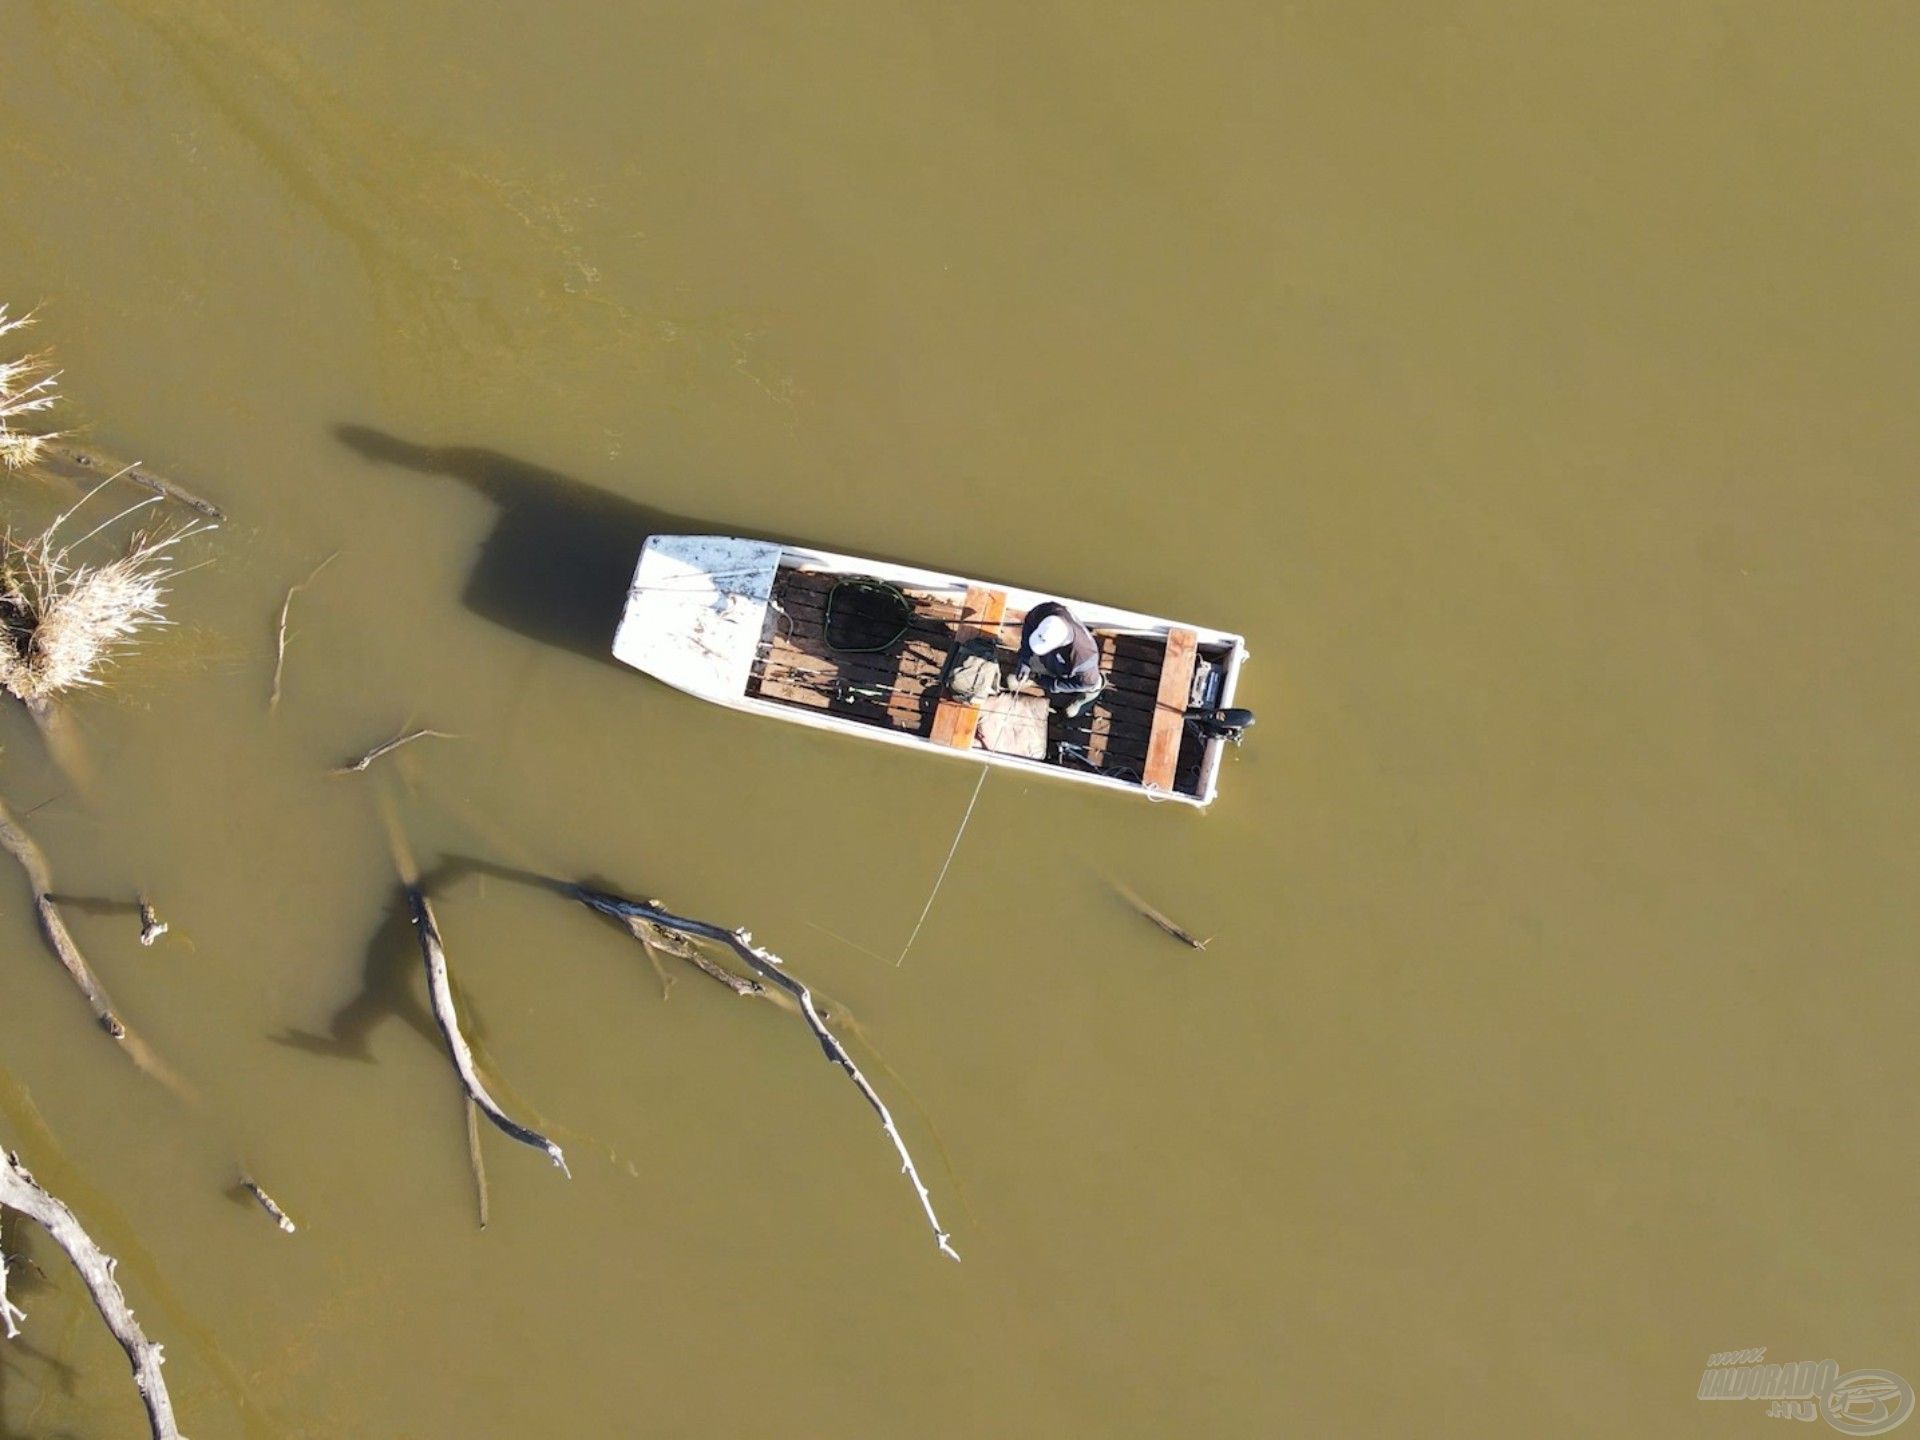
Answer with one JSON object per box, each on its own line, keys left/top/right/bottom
{"left": 1142, "top": 627, "right": 1198, "bottom": 792}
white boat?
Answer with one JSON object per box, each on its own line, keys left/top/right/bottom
{"left": 612, "top": 535, "right": 1252, "bottom": 807}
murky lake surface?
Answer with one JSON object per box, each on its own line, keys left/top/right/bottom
{"left": 2, "top": 3, "right": 1917, "bottom": 1435}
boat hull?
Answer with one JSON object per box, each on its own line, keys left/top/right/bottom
{"left": 613, "top": 535, "right": 1248, "bottom": 807}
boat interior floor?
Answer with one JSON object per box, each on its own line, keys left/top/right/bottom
{"left": 746, "top": 564, "right": 1208, "bottom": 795}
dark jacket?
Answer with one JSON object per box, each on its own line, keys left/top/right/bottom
{"left": 1016, "top": 602, "right": 1104, "bottom": 700}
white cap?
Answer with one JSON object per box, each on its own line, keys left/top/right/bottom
{"left": 1029, "top": 615, "right": 1072, "bottom": 656}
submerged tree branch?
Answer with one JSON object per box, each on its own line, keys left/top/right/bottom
{"left": 0, "top": 795, "right": 189, "bottom": 1099}
{"left": 44, "top": 441, "right": 226, "bottom": 522}
{"left": 0, "top": 1149, "right": 185, "bottom": 1439}
{"left": 464, "top": 1097, "right": 490, "bottom": 1230}
{"left": 406, "top": 886, "right": 568, "bottom": 1177}
{"left": 267, "top": 551, "right": 336, "bottom": 712}
{"left": 567, "top": 885, "right": 959, "bottom": 1261}
{"left": 1112, "top": 881, "right": 1211, "bottom": 950}
{"left": 622, "top": 914, "right": 763, "bottom": 998}
{"left": 334, "top": 728, "right": 455, "bottom": 775}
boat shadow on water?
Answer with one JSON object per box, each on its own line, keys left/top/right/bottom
{"left": 332, "top": 423, "right": 1091, "bottom": 672}
{"left": 333, "top": 424, "right": 704, "bottom": 670}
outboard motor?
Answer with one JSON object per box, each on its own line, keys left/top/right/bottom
{"left": 1186, "top": 707, "right": 1256, "bottom": 744}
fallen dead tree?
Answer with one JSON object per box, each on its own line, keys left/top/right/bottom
{"left": 0, "top": 1147, "right": 185, "bottom": 1439}
{"left": 568, "top": 884, "right": 959, "bottom": 1261}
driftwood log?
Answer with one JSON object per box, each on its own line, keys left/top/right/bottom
{"left": 464, "top": 1097, "right": 490, "bottom": 1230}
{"left": 406, "top": 886, "right": 569, "bottom": 1177}
{"left": 0, "top": 1148, "right": 185, "bottom": 1439}
{"left": 39, "top": 440, "right": 225, "bottom": 522}
{"left": 568, "top": 885, "right": 959, "bottom": 1261}
{"left": 240, "top": 1177, "right": 297, "bottom": 1234}
{"left": 0, "top": 795, "right": 189, "bottom": 1098}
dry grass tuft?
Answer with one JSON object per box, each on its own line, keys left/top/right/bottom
{"left": 0, "top": 306, "right": 63, "bottom": 472}
{"left": 0, "top": 520, "right": 210, "bottom": 704}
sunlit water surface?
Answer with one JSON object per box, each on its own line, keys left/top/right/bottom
{"left": 0, "top": 3, "right": 1915, "bottom": 1435}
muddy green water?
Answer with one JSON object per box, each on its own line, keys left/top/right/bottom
{"left": 1, "top": 3, "right": 1917, "bottom": 1436}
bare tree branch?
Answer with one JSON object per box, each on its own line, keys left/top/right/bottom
{"left": 0, "top": 1149, "right": 186, "bottom": 1439}
{"left": 407, "top": 886, "right": 568, "bottom": 1176}
{"left": 620, "top": 913, "right": 762, "bottom": 998}
{"left": 0, "top": 794, "right": 190, "bottom": 1099}
{"left": 1111, "top": 881, "right": 1211, "bottom": 950}
{"left": 333, "top": 728, "right": 455, "bottom": 775}
{"left": 267, "top": 551, "right": 336, "bottom": 712}
{"left": 568, "top": 885, "right": 958, "bottom": 1261}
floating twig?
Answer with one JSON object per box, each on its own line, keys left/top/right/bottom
{"left": 1113, "top": 881, "right": 1211, "bottom": 950}
{"left": 407, "top": 885, "right": 568, "bottom": 1176}
{"left": 240, "top": 1177, "right": 297, "bottom": 1234}
{"left": 0, "top": 1148, "right": 186, "bottom": 1439}
{"left": 268, "top": 551, "right": 337, "bottom": 711}
{"left": 569, "top": 885, "right": 958, "bottom": 1261}
{"left": 333, "top": 727, "right": 456, "bottom": 775}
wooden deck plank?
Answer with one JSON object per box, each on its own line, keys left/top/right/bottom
{"left": 1142, "top": 628, "right": 1198, "bottom": 792}
{"left": 928, "top": 700, "right": 979, "bottom": 747}
{"left": 952, "top": 585, "right": 1008, "bottom": 644}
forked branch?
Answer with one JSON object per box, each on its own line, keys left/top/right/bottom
{"left": 568, "top": 885, "right": 958, "bottom": 1261}
{"left": 334, "top": 728, "right": 455, "bottom": 775}
{"left": 267, "top": 551, "right": 336, "bottom": 711}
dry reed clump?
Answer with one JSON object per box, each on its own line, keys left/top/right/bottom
{"left": 0, "top": 521, "right": 208, "bottom": 704}
{"left": 0, "top": 305, "right": 62, "bottom": 472}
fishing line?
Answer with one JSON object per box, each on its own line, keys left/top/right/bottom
{"left": 895, "top": 764, "right": 988, "bottom": 968}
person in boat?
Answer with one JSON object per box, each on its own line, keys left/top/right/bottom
{"left": 1008, "top": 602, "right": 1104, "bottom": 718}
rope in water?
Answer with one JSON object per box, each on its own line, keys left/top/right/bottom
{"left": 895, "top": 765, "right": 989, "bottom": 967}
